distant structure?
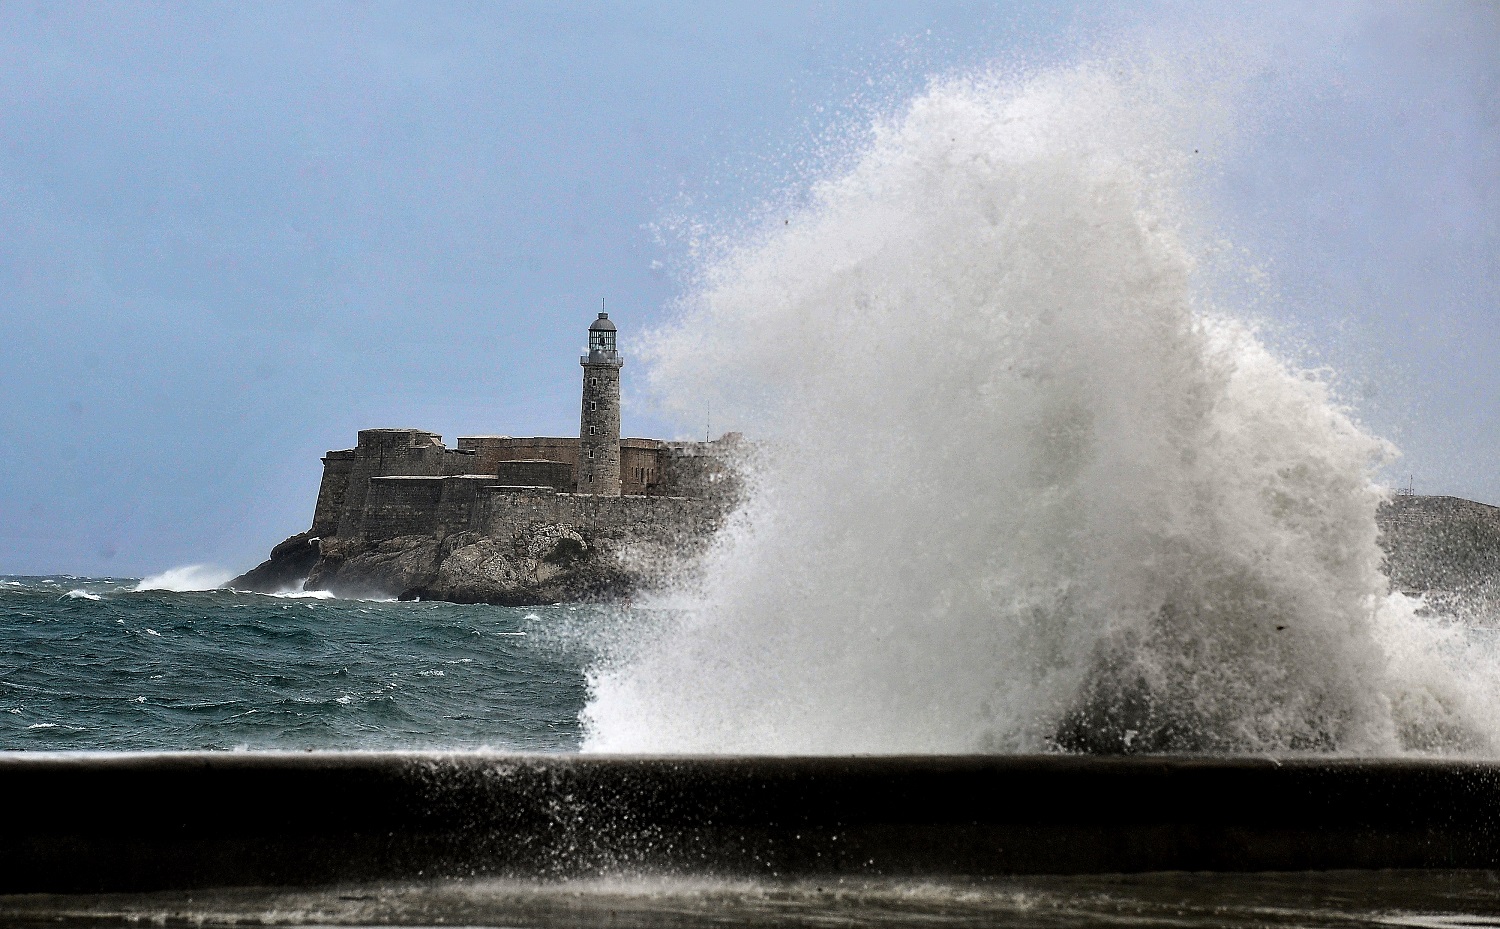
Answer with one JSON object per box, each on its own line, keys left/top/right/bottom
{"left": 237, "top": 310, "right": 746, "bottom": 602}
{"left": 578, "top": 312, "right": 624, "bottom": 495}
{"left": 308, "top": 311, "right": 740, "bottom": 541}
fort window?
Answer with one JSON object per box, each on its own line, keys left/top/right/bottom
{"left": 589, "top": 401, "right": 597, "bottom": 412}
{"left": 589, "top": 426, "right": 597, "bottom": 436}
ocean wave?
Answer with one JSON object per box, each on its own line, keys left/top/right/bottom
{"left": 135, "top": 565, "right": 232, "bottom": 592}
{"left": 64, "top": 589, "right": 102, "bottom": 601}
{"left": 235, "top": 587, "right": 394, "bottom": 602}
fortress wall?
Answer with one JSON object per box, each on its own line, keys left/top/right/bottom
{"left": 658, "top": 450, "right": 730, "bottom": 498}
{"left": 357, "top": 428, "right": 441, "bottom": 451}
{"left": 1378, "top": 494, "right": 1500, "bottom": 597}
{"left": 495, "top": 459, "right": 574, "bottom": 492}
{"left": 438, "top": 476, "right": 501, "bottom": 535}
{"left": 335, "top": 431, "right": 462, "bottom": 538}
{"left": 1379, "top": 494, "right": 1500, "bottom": 527}
{"left": 620, "top": 441, "right": 664, "bottom": 496}
{"left": 481, "top": 488, "right": 716, "bottom": 545}
{"left": 440, "top": 448, "right": 479, "bottom": 476}
{"left": 361, "top": 477, "right": 447, "bottom": 540}
{"left": 311, "top": 450, "right": 356, "bottom": 537}
{"left": 360, "top": 476, "right": 500, "bottom": 540}
{"left": 457, "top": 437, "right": 579, "bottom": 477}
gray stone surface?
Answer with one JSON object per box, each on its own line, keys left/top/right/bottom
{"left": 301, "top": 486, "right": 718, "bottom": 603}
{"left": 227, "top": 532, "right": 321, "bottom": 594}
{"left": 1378, "top": 494, "right": 1500, "bottom": 611}
{"left": 577, "top": 362, "right": 622, "bottom": 495}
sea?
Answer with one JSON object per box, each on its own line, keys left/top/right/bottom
{"left": 0, "top": 575, "right": 599, "bottom": 752}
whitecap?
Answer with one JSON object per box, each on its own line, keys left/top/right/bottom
{"left": 64, "top": 589, "right": 101, "bottom": 601}
{"left": 143, "top": 628, "right": 161, "bottom": 636}
{"left": 135, "top": 565, "right": 232, "bottom": 592}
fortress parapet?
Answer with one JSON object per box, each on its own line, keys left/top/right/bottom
{"left": 314, "top": 428, "right": 478, "bottom": 539}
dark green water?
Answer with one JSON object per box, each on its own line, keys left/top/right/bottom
{"left": 0, "top": 575, "right": 601, "bottom": 750}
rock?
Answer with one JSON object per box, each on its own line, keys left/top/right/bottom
{"left": 301, "top": 524, "right": 634, "bottom": 605}
{"left": 227, "top": 532, "right": 321, "bottom": 594}
{"left": 305, "top": 535, "right": 443, "bottom": 600}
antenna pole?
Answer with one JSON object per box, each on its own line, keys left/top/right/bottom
{"left": 706, "top": 401, "right": 711, "bottom": 443}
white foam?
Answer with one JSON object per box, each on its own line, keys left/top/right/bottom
{"left": 134, "top": 565, "right": 232, "bottom": 592}
{"left": 582, "top": 59, "right": 1500, "bottom": 756}
{"left": 64, "top": 589, "right": 101, "bottom": 601}
{"left": 268, "top": 588, "right": 337, "bottom": 599}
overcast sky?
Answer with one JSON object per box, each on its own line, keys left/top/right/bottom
{"left": 0, "top": 1, "right": 1495, "bottom": 577}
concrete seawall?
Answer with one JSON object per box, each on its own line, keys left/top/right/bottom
{"left": 4, "top": 753, "right": 1500, "bottom": 893}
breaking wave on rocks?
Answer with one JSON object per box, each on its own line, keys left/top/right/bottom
{"left": 581, "top": 59, "right": 1500, "bottom": 755}
{"left": 135, "top": 565, "right": 234, "bottom": 593}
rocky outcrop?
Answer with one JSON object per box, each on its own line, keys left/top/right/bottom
{"left": 303, "top": 524, "right": 649, "bottom": 604}
{"left": 228, "top": 532, "right": 322, "bottom": 594}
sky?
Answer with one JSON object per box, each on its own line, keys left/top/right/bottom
{"left": 0, "top": 1, "right": 1495, "bottom": 578}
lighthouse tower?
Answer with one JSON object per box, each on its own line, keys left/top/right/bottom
{"left": 578, "top": 311, "right": 623, "bottom": 495}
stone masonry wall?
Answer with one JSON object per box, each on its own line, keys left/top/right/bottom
{"left": 620, "top": 440, "right": 663, "bottom": 496}
{"left": 311, "top": 450, "right": 355, "bottom": 537}
{"left": 1378, "top": 494, "right": 1500, "bottom": 601}
{"left": 330, "top": 429, "right": 477, "bottom": 539}
{"left": 495, "top": 459, "right": 574, "bottom": 492}
{"left": 360, "top": 475, "right": 498, "bottom": 541}
{"left": 457, "top": 437, "right": 580, "bottom": 477}
{"left": 481, "top": 487, "right": 716, "bottom": 547}
{"left": 578, "top": 364, "right": 622, "bottom": 495}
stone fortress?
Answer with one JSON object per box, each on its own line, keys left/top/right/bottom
{"left": 232, "top": 313, "right": 742, "bottom": 603}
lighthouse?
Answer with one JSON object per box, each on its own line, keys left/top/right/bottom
{"left": 578, "top": 311, "right": 623, "bottom": 495}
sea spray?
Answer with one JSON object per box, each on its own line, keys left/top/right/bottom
{"left": 582, "top": 62, "right": 1500, "bottom": 755}
{"left": 135, "top": 564, "right": 233, "bottom": 592}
